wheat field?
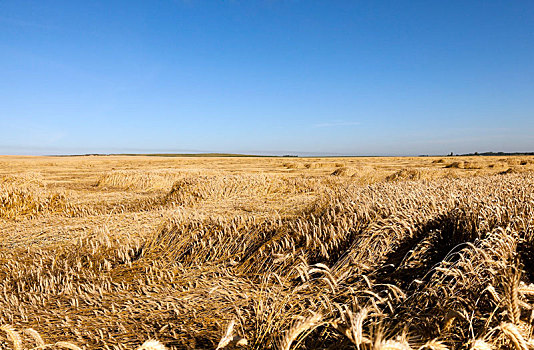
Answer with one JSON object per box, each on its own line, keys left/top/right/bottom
{"left": 1, "top": 155, "right": 534, "bottom": 350}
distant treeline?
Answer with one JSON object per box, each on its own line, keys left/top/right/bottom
{"left": 459, "top": 152, "right": 534, "bottom": 156}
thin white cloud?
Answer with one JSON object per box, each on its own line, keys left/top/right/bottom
{"left": 313, "top": 121, "right": 360, "bottom": 128}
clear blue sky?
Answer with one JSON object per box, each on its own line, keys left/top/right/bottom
{"left": 1, "top": 1, "right": 533, "bottom": 156}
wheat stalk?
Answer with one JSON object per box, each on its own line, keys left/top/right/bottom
{"left": 137, "top": 339, "right": 168, "bottom": 350}
{"left": 216, "top": 320, "right": 236, "bottom": 350}
{"left": 469, "top": 339, "right": 493, "bottom": 350}
{"left": 418, "top": 339, "right": 448, "bottom": 350}
{"left": 23, "top": 328, "right": 45, "bottom": 347}
{"left": 1, "top": 325, "right": 22, "bottom": 350}
{"left": 279, "top": 313, "right": 322, "bottom": 350}
{"left": 500, "top": 323, "right": 528, "bottom": 350}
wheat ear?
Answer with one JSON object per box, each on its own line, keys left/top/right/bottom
{"left": 500, "top": 323, "right": 528, "bottom": 350}
{"left": 279, "top": 313, "right": 322, "bottom": 350}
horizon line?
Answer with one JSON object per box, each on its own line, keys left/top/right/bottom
{"left": 2, "top": 151, "right": 534, "bottom": 158}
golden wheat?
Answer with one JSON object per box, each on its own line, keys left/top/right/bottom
{"left": 0, "top": 155, "right": 533, "bottom": 349}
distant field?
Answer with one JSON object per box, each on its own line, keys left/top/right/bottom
{"left": 1, "top": 155, "right": 534, "bottom": 349}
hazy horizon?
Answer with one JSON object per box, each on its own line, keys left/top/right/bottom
{"left": 3, "top": 147, "right": 533, "bottom": 158}
{"left": 1, "top": 1, "right": 533, "bottom": 156}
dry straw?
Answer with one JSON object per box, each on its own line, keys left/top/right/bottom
{"left": 0, "top": 156, "right": 534, "bottom": 349}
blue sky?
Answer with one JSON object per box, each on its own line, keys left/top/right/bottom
{"left": 1, "top": 1, "right": 533, "bottom": 156}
